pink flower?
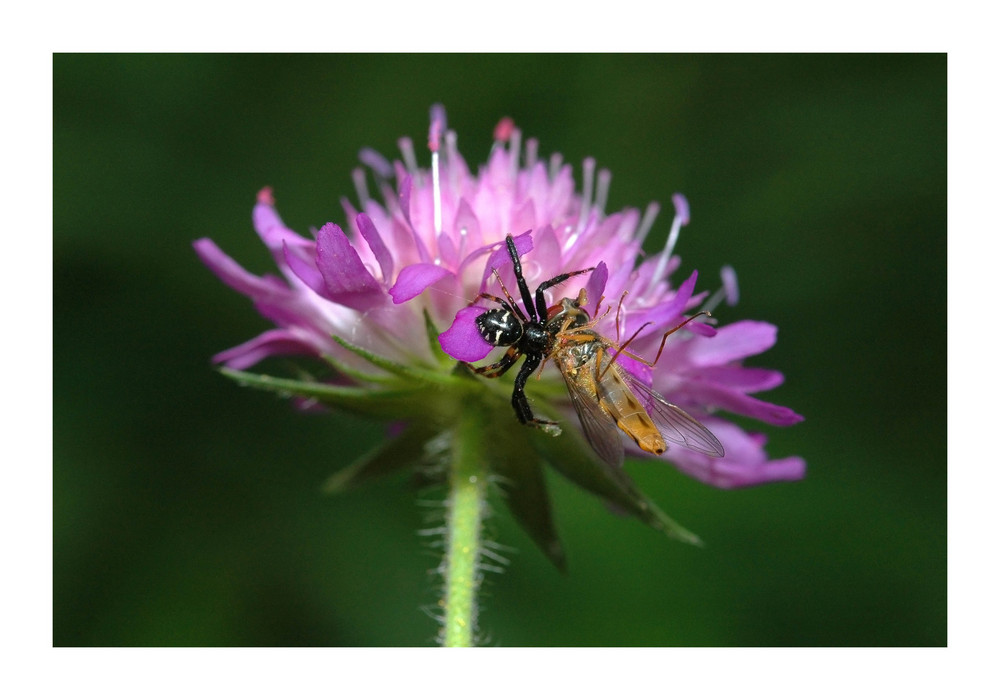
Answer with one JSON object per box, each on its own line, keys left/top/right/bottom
{"left": 194, "top": 105, "right": 804, "bottom": 561}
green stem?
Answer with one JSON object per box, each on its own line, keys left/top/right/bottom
{"left": 441, "top": 406, "right": 488, "bottom": 647}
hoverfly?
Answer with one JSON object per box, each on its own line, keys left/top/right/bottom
{"left": 548, "top": 291, "right": 725, "bottom": 469}
{"left": 467, "top": 234, "right": 724, "bottom": 468}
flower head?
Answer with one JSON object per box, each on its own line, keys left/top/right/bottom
{"left": 194, "top": 105, "right": 804, "bottom": 565}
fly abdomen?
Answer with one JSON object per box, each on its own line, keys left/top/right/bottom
{"left": 597, "top": 367, "right": 667, "bottom": 455}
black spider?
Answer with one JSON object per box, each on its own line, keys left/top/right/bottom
{"left": 467, "top": 234, "right": 594, "bottom": 427}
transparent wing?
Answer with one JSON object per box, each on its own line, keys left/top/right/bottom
{"left": 560, "top": 371, "right": 625, "bottom": 469}
{"left": 618, "top": 370, "right": 725, "bottom": 458}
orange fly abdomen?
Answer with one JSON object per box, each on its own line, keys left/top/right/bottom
{"left": 597, "top": 365, "right": 668, "bottom": 455}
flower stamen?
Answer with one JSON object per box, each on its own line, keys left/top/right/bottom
{"left": 635, "top": 201, "right": 661, "bottom": 248}
{"left": 398, "top": 135, "right": 419, "bottom": 181}
{"left": 508, "top": 127, "right": 522, "bottom": 184}
{"left": 429, "top": 104, "right": 446, "bottom": 236}
{"left": 525, "top": 137, "right": 538, "bottom": 170}
{"left": 650, "top": 193, "right": 690, "bottom": 286}
{"left": 352, "top": 167, "right": 370, "bottom": 206}
{"left": 576, "top": 156, "right": 596, "bottom": 235}
{"left": 595, "top": 168, "right": 611, "bottom": 217}
{"left": 548, "top": 152, "right": 563, "bottom": 182}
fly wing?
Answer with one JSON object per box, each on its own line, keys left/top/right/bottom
{"left": 617, "top": 370, "right": 725, "bottom": 458}
{"left": 560, "top": 369, "right": 625, "bottom": 469}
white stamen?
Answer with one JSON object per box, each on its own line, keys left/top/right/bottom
{"left": 703, "top": 267, "right": 739, "bottom": 313}
{"left": 398, "top": 136, "right": 419, "bottom": 179}
{"left": 650, "top": 199, "right": 688, "bottom": 284}
{"left": 721, "top": 265, "right": 739, "bottom": 305}
{"left": 702, "top": 287, "right": 726, "bottom": 313}
{"left": 576, "top": 157, "right": 596, "bottom": 234}
{"left": 358, "top": 147, "right": 394, "bottom": 179}
{"left": 431, "top": 150, "right": 442, "bottom": 235}
{"left": 595, "top": 168, "right": 611, "bottom": 215}
{"left": 525, "top": 138, "right": 538, "bottom": 170}
{"left": 635, "top": 201, "right": 661, "bottom": 248}
{"left": 446, "top": 129, "right": 459, "bottom": 192}
{"left": 508, "top": 128, "right": 522, "bottom": 183}
{"left": 548, "top": 152, "right": 563, "bottom": 182}
{"left": 351, "top": 167, "right": 370, "bottom": 206}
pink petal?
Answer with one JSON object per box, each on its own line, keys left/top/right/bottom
{"left": 439, "top": 306, "right": 494, "bottom": 362}
{"left": 687, "top": 320, "right": 778, "bottom": 366}
{"left": 626, "top": 270, "right": 699, "bottom": 337}
{"left": 388, "top": 263, "right": 453, "bottom": 304}
{"left": 685, "top": 382, "right": 804, "bottom": 426}
{"left": 480, "top": 231, "right": 533, "bottom": 292}
{"left": 668, "top": 420, "right": 806, "bottom": 489}
{"left": 584, "top": 262, "right": 609, "bottom": 317}
{"left": 356, "top": 212, "right": 394, "bottom": 282}
{"left": 282, "top": 241, "right": 326, "bottom": 296}
{"left": 452, "top": 198, "right": 483, "bottom": 252}
{"left": 212, "top": 329, "right": 319, "bottom": 370}
{"left": 193, "top": 238, "right": 285, "bottom": 299}
{"left": 314, "top": 223, "right": 385, "bottom": 311}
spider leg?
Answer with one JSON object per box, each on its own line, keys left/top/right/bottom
{"left": 534, "top": 267, "right": 595, "bottom": 321}
{"left": 504, "top": 235, "right": 539, "bottom": 321}
{"left": 471, "top": 290, "right": 526, "bottom": 325}
{"left": 467, "top": 346, "right": 521, "bottom": 378}
{"left": 511, "top": 352, "right": 556, "bottom": 426}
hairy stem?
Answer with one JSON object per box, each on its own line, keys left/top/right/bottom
{"left": 441, "top": 407, "right": 488, "bottom": 647}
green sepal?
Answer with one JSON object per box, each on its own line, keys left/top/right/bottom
{"left": 218, "top": 368, "right": 428, "bottom": 420}
{"left": 330, "top": 334, "right": 461, "bottom": 388}
{"left": 487, "top": 426, "right": 567, "bottom": 572}
{"left": 323, "top": 422, "right": 443, "bottom": 493}
{"left": 319, "top": 350, "right": 398, "bottom": 385}
{"left": 423, "top": 309, "right": 451, "bottom": 366}
{"left": 528, "top": 417, "right": 702, "bottom": 546}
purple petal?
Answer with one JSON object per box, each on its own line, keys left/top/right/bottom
{"left": 667, "top": 420, "right": 806, "bottom": 489}
{"left": 721, "top": 265, "right": 739, "bottom": 305}
{"left": 439, "top": 306, "right": 493, "bottom": 362}
{"left": 685, "top": 382, "right": 804, "bottom": 426}
{"left": 314, "top": 223, "right": 386, "bottom": 311}
{"left": 531, "top": 225, "right": 561, "bottom": 268}
{"left": 437, "top": 231, "right": 459, "bottom": 269}
{"left": 282, "top": 241, "right": 326, "bottom": 296}
{"left": 252, "top": 192, "right": 313, "bottom": 260}
{"left": 193, "top": 238, "right": 286, "bottom": 299}
{"left": 690, "top": 366, "right": 785, "bottom": 393}
{"left": 452, "top": 198, "right": 483, "bottom": 253}
{"left": 687, "top": 321, "right": 718, "bottom": 338}
{"left": 398, "top": 174, "right": 413, "bottom": 228}
{"left": 480, "top": 231, "right": 533, "bottom": 292}
{"left": 585, "top": 262, "right": 609, "bottom": 317}
{"left": 510, "top": 199, "right": 537, "bottom": 237}
{"left": 212, "top": 329, "right": 319, "bottom": 370}
{"left": 356, "top": 212, "right": 394, "bottom": 282}
{"left": 626, "top": 270, "right": 699, "bottom": 337}
{"left": 358, "top": 148, "right": 394, "bottom": 179}
{"left": 388, "top": 263, "right": 453, "bottom": 304}
{"left": 687, "top": 320, "right": 778, "bottom": 366}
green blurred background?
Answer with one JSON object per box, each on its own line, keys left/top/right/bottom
{"left": 53, "top": 54, "right": 945, "bottom": 646}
